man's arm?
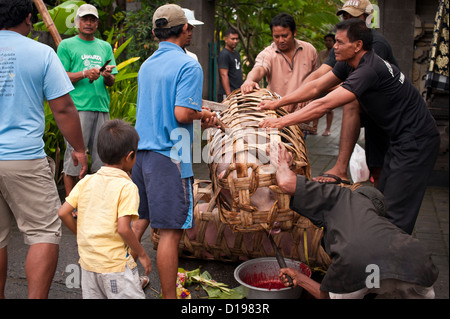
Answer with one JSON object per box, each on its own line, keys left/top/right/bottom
{"left": 66, "top": 71, "right": 87, "bottom": 83}
{"left": 66, "top": 68, "right": 101, "bottom": 84}
{"left": 174, "top": 106, "right": 217, "bottom": 128}
{"left": 219, "top": 68, "right": 232, "bottom": 96}
{"left": 66, "top": 65, "right": 116, "bottom": 86}
{"left": 273, "top": 142, "right": 297, "bottom": 195}
{"left": 258, "top": 69, "right": 342, "bottom": 112}
{"left": 303, "top": 63, "right": 333, "bottom": 85}
{"left": 280, "top": 268, "right": 329, "bottom": 299}
{"left": 241, "top": 66, "right": 265, "bottom": 94}
{"left": 259, "top": 85, "right": 356, "bottom": 129}
{"left": 48, "top": 94, "right": 88, "bottom": 178}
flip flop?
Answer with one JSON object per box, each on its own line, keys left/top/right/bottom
{"left": 140, "top": 275, "right": 150, "bottom": 290}
{"left": 322, "top": 131, "right": 331, "bottom": 136}
{"left": 315, "top": 173, "right": 352, "bottom": 185}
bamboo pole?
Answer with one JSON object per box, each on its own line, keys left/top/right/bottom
{"left": 32, "top": 0, "right": 62, "bottom": 48}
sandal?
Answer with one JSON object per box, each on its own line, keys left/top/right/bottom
{"left": 315, "top": 173, "right": 352, "bottom": 185}
{"left": 140, "top": 275, "right": 150, "bottom": 290}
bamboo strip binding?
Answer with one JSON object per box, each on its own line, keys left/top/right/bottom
{"left": 151, "top": 179, "right": 332, "bottom": 268}
{"left": 151, "top": 88, "right": 333, "bottom": 269}
{"left": 206, "top": 88, "right": 310, "bottom": 233}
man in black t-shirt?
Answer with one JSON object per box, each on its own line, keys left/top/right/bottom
{"left": 258, "top": 19, "right": 440, "bottom": 235}
{"left": 263, "top": 0, "right": 398, "bottom": 187}
{"left": 217, "top": 28, "right": 243, "bottom": 101}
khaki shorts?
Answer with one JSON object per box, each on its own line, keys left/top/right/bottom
{"left": 81, "top": 262, "right": 145, "bottom": 299}
{"left": 0, "top": 158, "right": 62, "bottom": 247}
{"left": 63, "top": 111, "right": 109, "bottom": 176}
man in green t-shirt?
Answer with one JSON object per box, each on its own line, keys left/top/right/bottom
{"left": 57, "top": 4, "right": 118, "bottom": 200}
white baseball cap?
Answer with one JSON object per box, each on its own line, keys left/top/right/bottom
{"left": 77, "top": 4, "right": 99, "bottom": 19}
{"left": 182, "top": 8, "right": 204, "bottom": 26}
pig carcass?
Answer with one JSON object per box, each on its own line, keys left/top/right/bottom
{"left": 178, "top": 89, "right": 330, "bottom": 268}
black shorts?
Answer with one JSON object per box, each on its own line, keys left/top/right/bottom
{"left": 131, "top": 150, "right": 194, "bottom": 229}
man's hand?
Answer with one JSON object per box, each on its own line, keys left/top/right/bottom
{"left": 271, "top": 141, "right": 293, "bottom": 169}
{"left": 273, "top": 142, "right": 297, "bottom": 195}
{"left": 240, "top": 79, "right": 260, "bottom": 95}
{"left": 258, "top": 99, "right": 279, "bottom": 111}
{"left": 138, "top": 253, "right": 152, "bottom": 276}
{"left": 101, "top": 65, "right": 115, "bottom": 77}
{"left": 71, "top": 149, "right": 88, "bottom": 179}
{"left": 279, "top": 267, "right": 302, "bottom": 287}
{"left": 200, "top": 107, "right": 218, "bottom": 129}
{"left": 280, "top": 266, "right": 330, "bottom": 299}
{"left": 101, "top": 65, "right": 116, "bottom": 86}
{"left": 259, "top": 117, "right": 285, "bottom": 129}
{"left": 85, "top": 67, "right": 101, "bottom": 82}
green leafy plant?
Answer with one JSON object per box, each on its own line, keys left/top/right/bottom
{"left": 33, "top": 0, "right": 87, "bottom": 36}
{"left": 179, "top": 268, "right": 245, "bottom": 299}
{"left": 215, "top": 0, "right": 341, "bottom": 74}
{"left": 106, "top": 31, "right": 140, "bottom": 124}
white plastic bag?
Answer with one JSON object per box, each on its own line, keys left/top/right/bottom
{"left": 349, "top": 144, "right": 370, "bottom": 183}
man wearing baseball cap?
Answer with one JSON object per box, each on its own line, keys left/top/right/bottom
{"left": 336, "top": 0, "right": 375, "bottom": 18}
{"left": 313, "top": 0, "right": 399, "bottom": 190}
{"left": 131, "top": 4, "right": 216, "bottom": 299}
{"left": 182, "top": 8, "right": 204, "bottom": 27}
{"left": 57, "top": 4, "right": 118, "bottom": 202}
{"left": 182, "top": 8, "right": 204, "bottom": 60}
{"left": 260, "top": 0, "right": 398, "bottom": 194}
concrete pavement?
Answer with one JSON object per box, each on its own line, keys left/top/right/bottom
{"left": 2, "top": 108, "right": 448, "bottom": 299}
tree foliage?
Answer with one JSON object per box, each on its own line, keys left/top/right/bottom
{"left": 215, "top": 0, "right": 342, "bottom": 73}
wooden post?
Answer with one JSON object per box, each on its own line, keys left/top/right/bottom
{"left": 32, "top": 0, "right": 62, "bottom": 48}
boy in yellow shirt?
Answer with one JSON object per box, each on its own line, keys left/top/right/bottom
{"left": 59, "top": 119, "right": 151, "bottom": 299}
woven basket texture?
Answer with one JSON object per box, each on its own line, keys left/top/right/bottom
{"left": 151, "top": 89, "right": 337, "bottom": 269}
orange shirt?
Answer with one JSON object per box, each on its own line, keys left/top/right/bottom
{"left": 254, "top": 39, "right": 320, "bottom": 112}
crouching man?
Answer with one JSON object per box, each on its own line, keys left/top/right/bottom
{"left": 272, "top": 142, "right": 438, "bottom": 299}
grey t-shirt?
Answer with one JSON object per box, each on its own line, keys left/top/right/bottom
{"left": 290, "top": 175, "right": 438, "bottom": 294}
{"left": 218, "top": 48, "right": 243, "bottom": 95}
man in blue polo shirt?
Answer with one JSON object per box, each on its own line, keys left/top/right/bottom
{"left": 131, "top": 4, "right": 215, "bottom": 299}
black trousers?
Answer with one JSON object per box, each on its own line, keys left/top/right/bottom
{"left": 377, "top": 132, "right": 440, "bottom": 234}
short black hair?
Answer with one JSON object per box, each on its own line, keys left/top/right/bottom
{"left": 270, "top": 13, "right": 296, "bottom": 35}
{"left": 324, "top": 33, "right": 335, "bottom": 42}
{"left": 97, "top": 119, "right": 140, "bottom": 165}
{"left": 224, "top": 28, "right": 238, "bottom": 37}
{"left": 336, "top": 18, "right": 373, "bottom": 51}
{"left": 153, "top": 19, "right": 185, "bottom": 41}
{"left": 0, "top": 0, "right": 32, "bottom": 29}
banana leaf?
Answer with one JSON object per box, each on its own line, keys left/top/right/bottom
{"left": 33, "top": 1, "right": 86, "bottom": 36}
